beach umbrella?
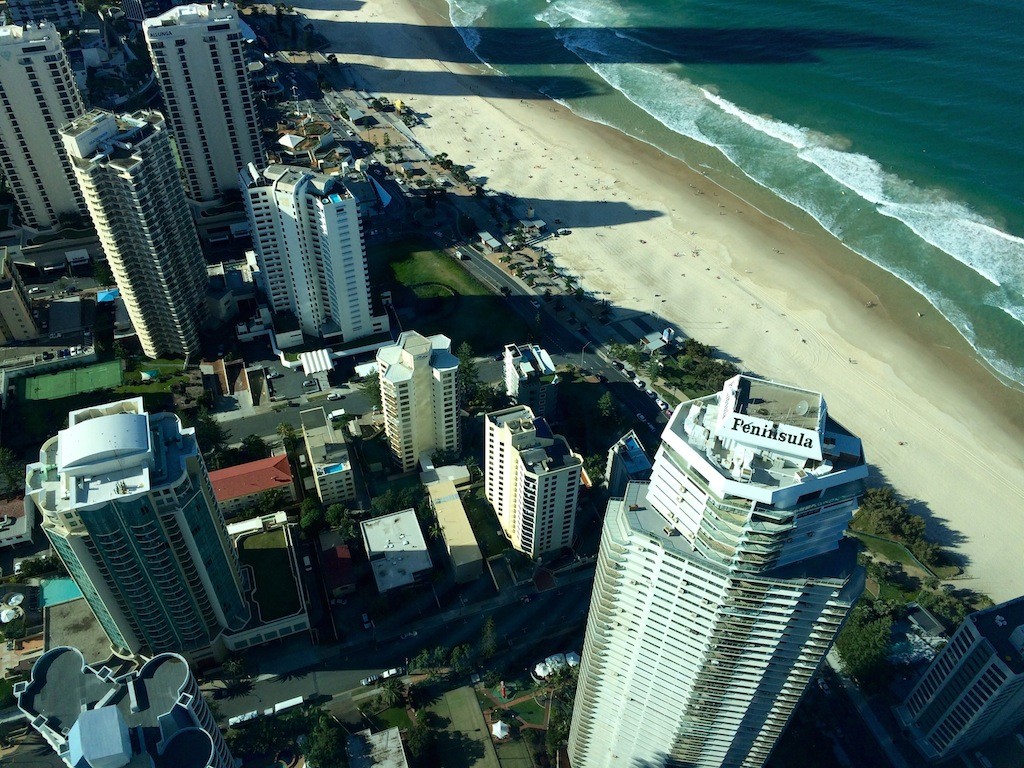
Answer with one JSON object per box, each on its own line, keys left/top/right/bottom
{"left": 492, "top": 720, "right": 510, "bottom": 739}
{"left": 8, "top": 593, "right": 24, "bottom": 607}
{"left": 1, "top": 608, "right": 17, "bottom": 623}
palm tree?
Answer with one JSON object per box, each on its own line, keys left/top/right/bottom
{"left": 377, "top": 678, "right": 404, "bottom": 709}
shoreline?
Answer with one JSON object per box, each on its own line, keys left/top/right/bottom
{"left": 297, "top": 0, "right": 1024, "bottom": 600}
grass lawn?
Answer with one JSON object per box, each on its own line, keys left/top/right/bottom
{"left": 511, "top": 696, "right": 546, "bottom": 727}
{"left": 848, "top": 531, "right": 934, "bottom": 578}
{"left": 462, "top": 488, "right": 511, "bottom": 559}
{"left": 237, "top": 529, "right": 301, "bottom": 622}
{"left": 424, "top": 686, "right": 500, "bottom": 768}
{"left": 369, "top": 238, "right": 529, "bottom": 351}
{"left": 494, "top": 737, "right": 532, "bottom": 767}
{"left": 370, "top": 705, "right": 412, "bottom": 731}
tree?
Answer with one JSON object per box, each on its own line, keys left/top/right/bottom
{"left": 376, "top": 677, "right": 403, "bottom": 709}
{"left": 222, "top": 655, "right": 247, "bottom": 681}
{"left": 359, "top": 375, "right": 381, "bottom": 411}
{"left": 326, "top": 503, "right": 346, "bottom": 529}
{"left": 304, "top": 716, "right": 348, "bottom": 768}
{"left": 450, "top": 643, "right": 473, "bottom": 674}
{"left": 835, "top": 603, "right": 894, "bottom": 689}
{"left": 456, "top": 341, "right": 479, "bottom": 408}
{"left": 193, "top": 410, "right": 228, "bottom": 463}
{"left": 255, "top": 489, "right": 287, "bottom": 517}
{"left": 583, "top": 454, "right": 605, "bottom": 488}
{"left": 407, "top": 711, "right": 435, "bottom": 759}
{"left": 597, "top": 392, "right": 615, "bottom": 421}
{"left": 240, "top": 434, "right": 271, "bottom": 461}
{"left": 300, "top": 498, "right": 325, "bottom": 534}
{"left": 480, "top": 616, "right": 497, "bottom": 661}
{"left": 277, "top": 423, "right": 300, "bottom": 455}
{"left": 0, "top": 447, "right": 23, "bottom": 497}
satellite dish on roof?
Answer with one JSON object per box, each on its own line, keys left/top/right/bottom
{"left": 795, "top": 400, "right": 809, "bottom": 416}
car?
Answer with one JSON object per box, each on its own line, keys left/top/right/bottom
{"left": 41, "top": 352, "right": 54, "bottom": 360}
{"left": 360, "top": 674, "right": 381, "bottom": 686}
{"left": 623, "top": 368, "right": 635, "bottom": 379}
{"left": 557, "top": 228, "right": 571, "bottom": 236}
{"left": 302, "top": 379, "right": 318, "bottom": 389}
{"left": 500, "top": 285, "right": 512, "bottom": 296}
{"left": 646, "top": 389, "right": 657, "bottom": 399}
{"left": 400, "top": 631, "right": 418, "bottom": 640}
{"left": 266, "top": 371, "right": 282, "bottom": 379}
{"left": 519, "top": 595, "right": 532, "bottom": 603}
{"left": 531, "top": 299, "right": 541, "bottom": 309}
{"left": 327, "top": 392, "right": 344, "bottom": 401}
{"left": 612, "top": 360, "right": 624, "bottom": 370}
{"left": 634, "top": 379, "right": 646, "bottom": 390}
{"left": 302, "top": 555, "right": 312, "bottom": 571}
{"left": 13, "top": 560, "right": 23, "bottom": 574}
{"left": 381, "top": 666, "right": 404, "bottom": 679}
{"left": 362, "top": 612, "right": 372, "bottom": 629}
{"left": 637, "top": 412, "right": 647, "bottom": 423}
{"left": 28, "top": 287, "right": 44, "bottom": 294}
{"left": 655, "top": 398, "right": 668, "bottom": 410}
{"left": 49, "top": 332, "right": 60, "bottom": 339}
{"left": 65, "top": 285, "right": 79, "bottom": 293}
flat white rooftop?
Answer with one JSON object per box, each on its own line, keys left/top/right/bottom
{"left": 361, "top": 508, "right": 431, "bottom": 593}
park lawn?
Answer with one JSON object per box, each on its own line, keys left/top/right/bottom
{"left": 494, "top": 737, "right": 533, "bottom": 767}
{"left": 512, "top": 697, "right": 546, "bottom": 727}
{"left": 370, "top": 238, "right": 528, "bottom": 351}
{"left": 424, "top": 687, "right": 500, "bottom": 768}
{"left": 238, "top": 529, "right": 301, "bottom": 622}
{"left": 848, "top": 531, "right": 933, "bottom": 578}
{"left": 462, "top": 488, "right": 511, "bottom": 559}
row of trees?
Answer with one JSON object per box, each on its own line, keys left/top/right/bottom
{"left": 226, "top": 705, "right": 347, "bottom": 766}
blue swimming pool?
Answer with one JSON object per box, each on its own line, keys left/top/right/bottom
{"left": 40, "top": 578, "right": 83, "bottom": 607}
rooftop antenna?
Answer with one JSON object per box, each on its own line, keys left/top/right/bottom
{"left": 292, "top": 84, "right": 299, "bottom": 117}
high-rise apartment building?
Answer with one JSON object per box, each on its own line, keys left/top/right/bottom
{"left": 569, "top": 375, "right": 869, "bottom": 768}
{"left": 484, "top": 405, "right": 582, "bottom": 558}
{"left": 61, "top": 110, "right": 207, "bottom": 359}
{"left": 301, "top": 406, "right": 357, "bottom": 505}
{"left": 241, "top": 163, "right": 389, "bottom": 341}
{"left": 503, "top": 342, "right": 559, "bottom": 419}
{"left": 24, "top": 397, "right": 250, "bottom": 660}
{"left": 144, "top": 3, "right": 265, "bottom": 202}
{"left": 896, "top": 596, "right": 1024, "bottom": 762}
{"left": 604, "top": 429, "right": 652, "bottom": 497}
{"left": 16, "top": 647, "right": 233, "bottom": 768}
{"left": 6, "top": 0, "right": 80, "bottom": 30}
{"left": 0, "top": 23, "right": 85, "bottom": 230}
{"left": 122, "top": 0, "right": 173, "bottom": 24}
{"left": 0, "top": 246, "right": 39, "bottom": 342}
{"left": 376, "top": 331, "right": 460, "bottom": 472}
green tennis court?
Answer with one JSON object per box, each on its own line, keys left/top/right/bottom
{"left": 22, "top": 360, "right": 123, "bottom": 401}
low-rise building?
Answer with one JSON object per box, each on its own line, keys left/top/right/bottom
{"left": 503, "top": 342, "right": 558, "bottom": 419}
{"left": 896, "top": 596, "right": 1024, "bottom": 761}
{"left": 426, "top": 479, "right": 482, "bottom": 583}
{"left": 15, "top": 647, "right": 233, "bottom": 768}
{"left": 209, "top": 454, "right": 296, "bottom": 518}
{"left": 361, "top": 508, "right": 432, "bottom": 593}
{"left": 0, "top": 497, "right": 34, "bottom": 549}
{"left": 605, "top": 429, "right": 653, "bottom": 497}
{"left": 301, "top": 407, "right": 357, "bottom": 505}
{"left": 348, "top": 726, "right": 410, "bottom": 768}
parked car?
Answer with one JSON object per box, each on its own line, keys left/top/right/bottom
{"left": 302, "top": 379, "right": 318, "bottom": 389}
{"left": 327, "top": 392, "right": 344, "bottom": 401}
{"left": 381, "top": 666, "right": 404, "bottom": 679}
{"left": 636, "top": 412, "right": 647, "bottom": 423}
{"left": 362, "top": 612, "right": 372, "bottom": 629}
{"left": 400, "top": 631, "right": 418, "bottom": 640}
{"left": 360, "top": 674, "right": 381, "bottom": 686}
{"left": 28, "top": 287, "right": 44, "bottom": 294}
{"left": 531, "top": 299, "right": 541, "bottom": 309}
{"left": 612, "top": 360, "right": 624, "bottom": 370}
{"left": 623, "top": 368, "right": 635, "bottom": 379}
{"left": 634, "top": 379, "right": 646, "bottom": 390}
{"left": 266, "top": 371, "right": 282, "bottom": 379}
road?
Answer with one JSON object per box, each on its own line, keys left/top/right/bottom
{"left": 211, "top": 575, "right": 594, "bottom": 722}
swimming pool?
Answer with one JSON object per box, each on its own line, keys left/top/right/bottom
{"left": 40, "top": 578, "right": 83, "bottom": 607}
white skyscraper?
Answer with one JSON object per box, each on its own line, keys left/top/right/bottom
{"left": 24, "top": 398, "right": 250, "bottom": 661}
{"left": 376, "top": 331, "right": 460, "bottom": 472}
{"left": 569, "top": 375, "right": 869, "bottom": 768}
{"left": 144, "top": 3, "right": 264, "bottom": 202}
{"left": 241, "top": 163, "right": 389, "bottom": 341}
{"left": 484, "top": 405, "right": 582, "bottom": 558}
{"left": 61, "top": 110, "right": 207, "bottom": 358}
{"left": 0, "top": 23, "right": 86, "bottom": 230}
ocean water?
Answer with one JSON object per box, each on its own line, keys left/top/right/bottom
{"left": 440, "top": 0, "right": 1024, "bottom": 388}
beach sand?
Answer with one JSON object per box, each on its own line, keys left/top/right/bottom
{"left": 295, "top": 0, "right": 1024, "bottom": 600}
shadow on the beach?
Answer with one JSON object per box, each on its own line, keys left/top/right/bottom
{"left": 295, "top": 0, "right": 364, "bottom": 10}
{"left": 511, "top": 198, "right": 663, "bottom": 230}
{"left": 345, "top": 62, "right": 607, "bottom": 100}
{"left": 314, "top": 21, "right": 925, "bottom": 66}
{"left": 867, "top": 467, "right": 970, "bottom": 570}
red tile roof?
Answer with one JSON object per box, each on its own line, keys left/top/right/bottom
{"left": 321, "top": 545, "right": 354, "bottom": 591}
{"left": 0, "top": 497, "right": 26, "bottom": 520}
{"left": 209, "top": 455, "right": 293, "bottom": 501}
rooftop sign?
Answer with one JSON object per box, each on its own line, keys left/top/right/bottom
{"left": 716, "top": 412, "right": 822, "bottom": 461}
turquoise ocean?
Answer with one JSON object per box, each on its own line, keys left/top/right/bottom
{"left": 439, "top": 0, "right": 1024, "bottom": 387}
